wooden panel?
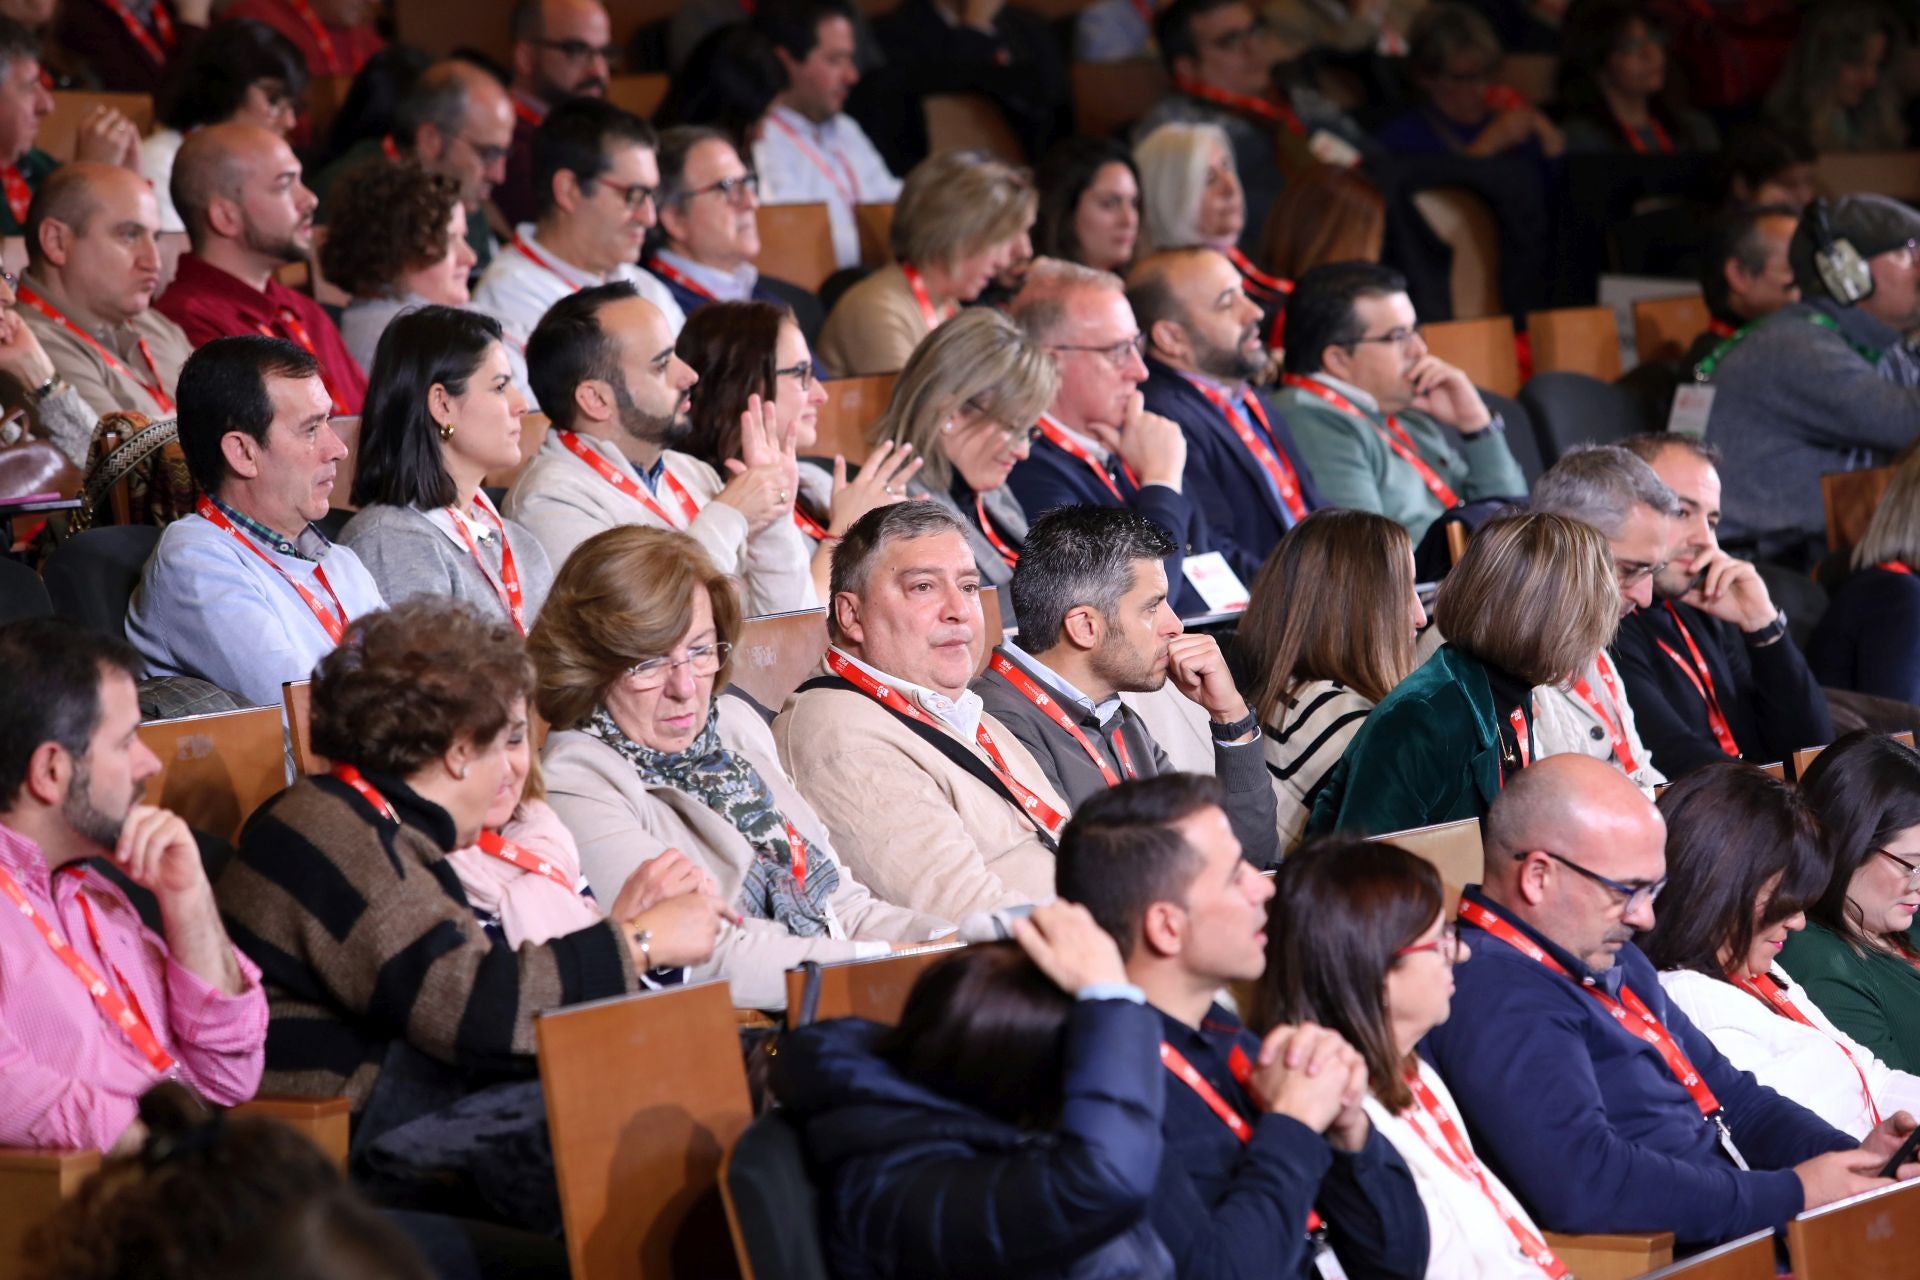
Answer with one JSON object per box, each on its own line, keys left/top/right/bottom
{"left": 284, "top": 680, "right": 323, "bottom": 775}
{"left": 0, "top": 1148, "right": 100, "bottom": 1280}
{"left": 1421, "top": 315, "right": 1521, "bottom": 398}
{"left": 1636, "top": 1229, "right": 1770, "bottom": 1279}
{"left": 607, "top": 74, "right": 670, "bottom": 122}
{"left": 1898, "top": 730, "right": 1916, "bottom": 750}
{"left": 39, "top": 92, "right": 153, "bottom": 164}
{"left": 486, "top": 411, "right": 550, "bottom": 491}
{"left": 1817, "top": 151, "right": 1920, "bottom": 203}
{"left": 978, "top": 584, "right": 1003, "bottom": 677}
{"left": 1822, "top": 465, "right": 1895, "bottom": 554}
{"left": 1788, "top": 1177, "right": 1920, "bottom": 1279}
{"left": 1370, "top": 817, "right": 1481, "bottom": 914}
{"left": 783, "top": 942, "right": 965, "bottom": 1027}
{"left": 1760, "top": 761, "right": 1785, "bottom": 781}
{"left": 329, "top": 415, "right": 360, "bottom": 513}
{"left": 924, "top": 94, "right": 1025, "bottom": 165}
{"left": 303, "top": 75, "right": 354, "bottom": 149}
{"left": 855, "top": 202, "right": 894, "bottom": 267}
{"left": 730, "top": 608, "right": 828, "bottom": 715}
{"left": 538, "top": 981, "right": 752, "bottom": 1280}
{"left": 396, "top": 0, "right": 515, "bottom": 65}
{"left": 1495, "top": 53, "right": 1559, "bottom": 105}
{"left": 137, "top": 706, "right": 288, "bottom": 843}
{"left": 1528, "top": 306, "right": 1623, "bottom": 382}
{"left": 814, "top": 373, "right": 896, "bottom": 459}
{"left": 1633, "top": 293, "right": 1710, "bottom": 364}
{"left": 1792, "top": 744, "right": 1823, "bottom": 780}
{"left": 755, "top": 202, "right": 838, "bottom": 294}
{"left": 1071, "top": 59, "right": 1169, "bottom": 139}
{"left": 1411, "top": 187, "right": 1502, "bottom": 321}
{"left": 232, "top": 1096, "right": 351, "bottom": 1171}
{"left": 1541, "top": 1231, "right": 1673, "bottom": 1280}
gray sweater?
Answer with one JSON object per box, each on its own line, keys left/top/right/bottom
{"left": 338, "top": 503, "right": 555, "bottom": 628}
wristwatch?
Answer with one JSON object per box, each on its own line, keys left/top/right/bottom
{"left": 29, "top": 374, "right": 60, "bottom": 403}
{"left": 632, "top": 927, "right": 653, "bottom": 968}
{"left": 1209, "top": 709, "right": 1260, "bottom": 742}
{"left": 1745, "top": 612, "right": 1788, "bottom": 648}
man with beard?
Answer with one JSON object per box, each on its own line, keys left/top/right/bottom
{"left": 1426, "top": 754, "right": 1917, "bottom": 1247}
{"left": 972, "top": 505, "right": 1279, "bottom": 866}
{"left": 0, "top": 619, "right": 265, "bottom": 1151}
{"left": 1132, "top": 247, "right": 1323, "bottom": 586}
{"left": 494, "top": 0, "right": 613, "bottom": 228}
{"left": 155, "top": 123, "right": 367, "bottom": 414}
{"left": 505, "top": 281, "right": 814, "bottom": 614}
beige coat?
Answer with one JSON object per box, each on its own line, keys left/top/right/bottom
{"left": 502, "top": 428, "right": 817, "bottom": 615}
{"left": 773, "top": 670, "right": 1069, "bottom": 921}
{"left": 18, "top": 274, "right": 192, "bottom": 421}
{"left": 814, "top": 263, "right": 930, "bottom": 378}
{"left": 541, "top": 693, "right": 950, "bottom": 1010}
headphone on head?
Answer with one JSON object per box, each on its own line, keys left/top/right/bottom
{"left": 1810, "top": 198, "right": 1875, "bottom": 305}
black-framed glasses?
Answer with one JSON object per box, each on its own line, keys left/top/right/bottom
{"left": 1876, "top": 847, "right": 1920, "bottom": 881}
{"left": 681, "top": 172, "right": 760, "bottom": 206}
{"left": 1204, "top": 19, "right": 1267, "bottom": 52}
{"left": 1614, "top": 557, "right": 1659, "bottom": 588}
{"left": 775, "top": 360, "right": 815, "bottom": 391}
{"left": 1047, "top": 332, "right": 1147, "bottom": 369}
{"left": 457, "top": 135, "right": 511, "bottom": 168}
{"left": 536, "top": 38, "right": 618, "bottom": 62}
{"left": 1535, "top": 849, "right": 1667, "bottom": 912}
{"left": 961, "top": 399, "right": 1041, "bottom": 445}
{"left": 594, "top": 177, "right": 658, "bottom": 211}
{"left": 1344, "top": 325, "right": 1422, "bottom": 349}
{"left": 624, "top": 641, "right": 731, "bottom": 689}
{"left": 1395, "top": 923, "right": 1465, "bottom": 964}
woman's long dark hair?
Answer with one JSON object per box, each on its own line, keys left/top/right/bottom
{"left": 353, "top": 306, "right": 502, "bottom": 510}
{"left": 1033, "top": 136, "right": 1138, "bottom": 267}
{"left": 1555, "top": 0, "right": 1687, "bottom": 135}
{"left": 675, "top": 300, "right": 789, "bottom": 470}
{"left": 1799, "top": 732, "right": 1920, "bottom": 954}
{"left": 156, "top": 18, "right": 308, "bottom": 132}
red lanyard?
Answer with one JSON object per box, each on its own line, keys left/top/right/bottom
{"left": 1569, "top": 651, "right": 1641, "bottom": 776}
{"left": 782, "top": 820, "right": 811, "bottom": 889}
{"left": 767, "top": 113, "right": 860, "bottom": 207}
{"left": 1180, "top": 375, "right": 1307, "bottom": 521}
{"left": 1282, "top": 375, "right": 1461, "bottom": 508}
{"left": 475, "top": 829, "right": 577, "bottom": 892}
{"left": 988, "top": 651, "right": 1135, "bottom": 786}
{"left": 380, "top": 134, "right": 400, "bottom": 162}
{"left": 1706, "top": 319, "right": 1735, "bottom": 339}
{"left": 1226, "top": 246, "right": 1293, "bottom": 349}
{"left": 1161, "top": 1039, "right": 1325, "bottom": 1232}
{"left": 2, "top": 165, "right": 29, "bottom": 224}
{"left": 102, "top": 0, "right": 173, "bottom": 65}
{"left": 1730, "top": 971, "right": 1880, "bottom": 1127}
{"left": 1036, "top": 414, "right": 1137, "bottom": 503}
{"left": 1615, "top": 110, "right": 1674, "bottom": 155}
{"left": 1499, "top": 704, "right": 1532, "bottom": 788}
{"left": 898, "top": 261, "right": 949, "bottom": 332}
{"left": 197, "top": 497, "right": 347, "bottom": 643}
{"left": 1173, "top": 76, "right": 1307, "bottom": 137}
{"left": 826, "top": 649, "right": 1065, "bottom": 838}
{"left": 447, "top": 493, "right": 525, "bottom": 633}
{"left": 285, "top": 0, "right": 344, "bottom": 74}
{"left": 511, "top": 96, "right": 543, "bottom": 128}
{"left": 975, "top": 494, "right": 1019, "bottom": 567}
{"left": 648, "top": 257, "right": 715, "bottom": 301}
{"left": 1880, "top": 561, "right": 1913, "bottom": 575}
{"left": 0, "top": 862, "right": 176, "bottom": 1073}
{"left": 793, "top": 505, "right": 830, "bottom": 540}
{"left": 510, "top": 233, "right": 582, "bottom": 294}
{"left": 1401, "top": 1065, "right": 1568, "bottom": 1277}
{"left": 18, "top": 286, "right": 174, "bottom": 412}
{"left": 1656, "top": 602, "right": 1740, "bottom": 758}
{"left": 554, "top": 430, "right": 703, "bottom": 529}
{"left": 257, "top": 308, "right": 349, "bottom": 415}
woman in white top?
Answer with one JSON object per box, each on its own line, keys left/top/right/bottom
{"left": 1238, "top": 510, "right": 1426, "bottom": 850}
{"left": 1254, "top": 838, "right": 1563, "bottom": 1280}
{"left": 1647, "top": 762, "right": 1920, "bottom": 1139}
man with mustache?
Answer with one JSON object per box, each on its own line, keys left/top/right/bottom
{"left": 1131, "top": 247, "right": 1323, "bottom": 586}
{"left": 0, "top": 619, "right": 265, "bottom": 1153}
{"left": 504, "top": 281, "right": 815, "bottom": 615}
{"left": 494, "top": 0, "right": 612, "bottom": 228}
{"left": 1427, "top": 753, "right": 1920, "bottom": 1248}
{"left": 16, "top": 162, "right": 193, "bottom": 420}
{"left": 127, "top": 336, "right": 384, "bottom": 708}
{"left": 155, "top": 122, "right": 367, "bottom": 414}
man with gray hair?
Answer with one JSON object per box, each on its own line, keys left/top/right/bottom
{"left": 973, "top": 505, "right": 1280, "bottom": 865}
{"left": 774, "top": 502, "right": 1070, "bottom": 922}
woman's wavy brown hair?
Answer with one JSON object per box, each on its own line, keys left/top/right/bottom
{"left": 319, "top": 159, "right": 462, "bottom": 298}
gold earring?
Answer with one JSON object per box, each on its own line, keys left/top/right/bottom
{"left": 438, "top": 420, "right": 456, "bottom": 440}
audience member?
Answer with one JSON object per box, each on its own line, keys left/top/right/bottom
{"left": 1259, "top": 165, "right": 1386, "bottom": 285}
{"left": 1258, "top": 837, "right": 1567, "bottom": 1279}
{"left": 1648, "top": 763, "right": 1920, "bottom": 1140}
{"left": 53, "top": 0, "right": 210, "bottom": 96}
{"left": 1809, "top": 449, "right": 1920, "bottom": 706}
{"left": 1425, "top": 754, "right": 1910, "bottom": 1246}
{"left": 815, "top": 149, "right": 1034, "bottom": 377}
{"left": 339, "top": 307, "right": 551, "bottom": 630}
{"left": 472, "top": 99, "right": 686, "bottom": 361}
{"left": 1697, "top": 203, "right": 1801, "bottom": 345}
{"left": 1265, "top": 0, "right": 1422, "bottom": 56}
{"left": 1555, "top": 0, "right": 1717, "bottom": 154}
{"left": 752, "top": 0, "right": 900, "bottom": 271}
{"left": 1057, "top": 773, "right": 1430, "bottom": 1279}
{"left": 865, "top": 305, "right": 1054, "bottom": 588}
{"left": 1699, "top": 194, "right": 1920, "bottom": 568}
{"left": 651, "top": 24, "right": 785, "bottom": 155}
{"left": 648, "top": 126, "right": 812, "bottom": 319}
{"left": 314, "top": 45, "right": 429, "bottom": 172}
{"left": 155, "top": 123, "right": 368, "bottom": 414}
{"left": 126, "top": 337, "right": 382, "bottom": 707}
{"left": 1766, "top": 0, "right": 1906, "bottom": 155}
{"left": 1310, "top": 512, "right": 1617, "bottom": 836}
{"left": 1782, "top": 733, "right": 1920, "bottom": 1074}
{"left": 1132, "top": 246, "right": 1322, "bottom": 583}
{"left": 0, "top": 16, "right": 143, "bottom": 236}
{"left": 494, "top": 0, "right": 614, "bottom": 228}
{"left": 505, "top": 282, "right": 816, "bottom": 612}
{"left": 140, "top": 19, "right": 306, "bottom": 235}
{"left": 0, "top": 245, "right": 96, "bottom": 466}
{"left": 1378, "top": 4, "right": 1564, "bottom": 159}
{"left": 0, "top": 620, "right": 265, "bottom": 1152}
{"left": 976, "top": 506, "right": 1280, "bottom": 862}
{"left": 775, "top": 903, "right": 1170, "bottom": 1277}
{"left": 225, "top": 0, "right": 380, "bottom": 80}
{"left": 775, "top": 503, "right": 1069, "bottom": 921}
{"left": 1034, "top": 137, "right": 1142, "bottom": 275}
{"left": 1619, "top": 434, "right": 1832, "bottom": 777}
{"left": 1241, "top": 510, "right": 1421, "bottom": 848}
{"left": 1717, "top": 122, "right": 1818, "bottom": 212}
{"left": 1072, "top": 0, "right": 1159, "bottom": 63}
{"left": 1279, "top": 262, "right": 1525, "bottom": 568}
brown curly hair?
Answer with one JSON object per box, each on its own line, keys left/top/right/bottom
{"left": 310, "top": 599, "right": 532, "bottom": 775}
{"left": 318, "top": 159, "right": 462, "bottom": 298}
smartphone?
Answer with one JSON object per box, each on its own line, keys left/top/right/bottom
{"left": 1877, "top": 1127, "right": 1920, "bottom": 1179}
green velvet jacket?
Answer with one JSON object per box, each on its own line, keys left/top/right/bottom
{"left": 1779, "top": 920, "right": 1920, "bottom": 1075}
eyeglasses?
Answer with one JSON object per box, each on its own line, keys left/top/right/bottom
{"left": 624, "top": 641, "right": 731, "bottom": 689}
{"left": 1047, "top": 332, "right": 1147, "bottom": 369}
{"left": 1395, "top": 923, "right": 1465, "bottom": 964}
{"left": 1535, "top": 849, "right": 1667, "bottom": 912}
{"left": 962, "top": 399, "right": 1042, "bottom": 445}
{"left": 681, "top": 172, "right": 759, "bottom": 206}
{"left": 536, "top": 38, "right": 619, "bottom": 63}
{"left": 457, "top": 135, "right": 511, "bottom": 168}
{"left": 1344, "top": 325, "right": 1422, "bottom": 349}
{"left": 1203, "top": 19, "right": 1267, "bottom": 52}
{"left": 1614, "top": 557, "right": 1658, "bottom": 588}
{"left": 775, "top": 359, "right": 816, "bottom": 390}
{"left": 594, "top": 177, "right": 658, "bottom": 212}
{"left": 1876, "top": 847, "right": 1920, "bottom": 881}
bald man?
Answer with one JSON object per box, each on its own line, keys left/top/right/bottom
{"left": 1423, "top": 754, "right": 1917, "bottom": 1248}
{"left": 17, "top": 162, "right": 192, "bottom": 419}
{"left": 495, "top": 0, "right": 612, "bottom": 227}
{"left": 154, "top": 123, "right": 365, "bottom": 414}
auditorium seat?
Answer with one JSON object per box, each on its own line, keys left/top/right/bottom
{"left": 1540, "top": 1231, "right": 1673, "bottom": 1280}
{"left": 1793, "top": 731, "right": 1915, "bottom": 779}
{"left": 1479, "top": 389, "right": 1547, "bottom": 486}
{"left": 606, "top": 73, "right": 670, "bottom": 120}
{"left": 136, "top": 705, "right": 288, "bottom": 843}
{"left": 1411, "top": 188, "right": 1503, "bottom": 321}
{"left": 731, "top": 608, "right": 828, "bottom": 714}
{"left": 978, "top": 585, "right": 1003, "bottom": 676}
{"left": 782, "top": 943, "right": 966, "bottom": 1028}
{"left": 485, "top": 411, "right": 549, "bottom": 491}
{"left": 1787, "top": 1175, "right": 1920, "bottom": 1279}
{"left": 1071, "top": 59, "right": 1169, "bottom": 139}
{"left": 722, "top": 1110, "right": 831, "bottom": 1280}
{"left": 1421, "top": 315, "right": 1521, "bottom": 398}
{"left": 1527, "top": 307, "right": 1624, "bottom": 383}
{"left": 812, "top": 373, "right": 897, "bottom": 460}
{"left": 756, "top": 203, "right": 839, "bottom": 294}
{"left": 1518, "top": 372, "right": 1640, "bottom": 464}
{"left": 41, "top": 524, "right": 160, "bottom": 636}
{"left": 328, "top": 416, "right": 361, "bottom": 513}
{"left": 855, "top": 203, "right": 894, "bottom": 268}
{"left": 1632, "top": 294, "right": 1710, "bottom": 365}
{"left": 1636, "top": 1231, "right": 1773, "bottom": 1279}
{"left": 39, "top": 92, "right": 153, "bottom": 163}
{"left": 284, "top": 680, "right": 323, "bottom": 775}
{"left": 1814, "top": 151, "right": 1920, "bottom": 203}
{"left": 0, "top": 555, "right": 51, "bottom": 625}
{"left": 1821, "top": 465, "right": 1894, "bottom": 554}
{"left": 1369, "top": 817, "right": 1480, "bottom": 913}
{"left": 924, "top": 94, "right": 1026, "bottom": 165}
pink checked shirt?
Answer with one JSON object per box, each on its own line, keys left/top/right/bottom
{"left": 0, "top": 821, "right": 267, "bottom": 1150}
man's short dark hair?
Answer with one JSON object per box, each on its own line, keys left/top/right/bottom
{"left": 1057, "top": 773, "right": 1226, "bottom": 959}
{"left": 526, "top": 280, "right": 632, "bottom": 432}
{"left": 1716, "top": 121, "right": 1816, "bottom": 205}
{"left": 827, "top": 502, "right": 970, "bottom": 641}
{"left": 1281, "top": 261, "right": 1409, "bottom": 376}
{"left": 532, "top": 97, "right": 656, "bottom": 221}
{"left": 175, "top": 335, "right": 321, "bottom": 492}
{"left": 392, "top": 61, "right": 473, "bottom": 147}
{"left": 1154, "top": 0, "right": 1245, "bottom": 72}
{"left": 0, "top": 619, "right": 141, "bottom": 809}
{"left": 1699, "top": 202, "right": 1798, "bottom": 326}
{"left": 0, "top": 15, "right": 38, "bottom": 75}
{"left": 754, "top": 0, "right": 857, "bottom": 60}
{"left": 1009, "top": 505, "right": 1175, "bottom": 648}
{"left": 655, "top": 124, "right": 731, "bottom": 213}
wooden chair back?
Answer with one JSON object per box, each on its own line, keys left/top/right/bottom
{"left": 1409, "top": 187, "right": 1502, "bottom": 320}
{"left": 814, "top": 373, "right": 896, "bottom": 459}
{"left": 1759, "top": 761, "right": 1786, "bottom": 781}
{"left": 284, "top": 680, "right": 323, "bottom": 775}
{"left": 1632, "top": 294, "right": 1711, "bottom": 364}
{"left": 1817, "top": 150, "right": 1920, "bottom": 202}
{"left": 40, "top": 92, "right": 153, "bottom": 162}
{"left": 730, "top": 608, "right": 829, "bottom": 714}
{"left": 1495, "top": 53, "right": 1559, "bottom": 103}
{"left": 1540, "top": 1231, "right": 1674, "bottom": 1280}
{"left": 606, "top": 74, "right": 670, "bottom": 121}
{"left": 923, "top": 94, "right": 1025, "bottom": 165}
{"left": 537, "top": 980, "right": 753, "bottom": 1280}
{"left": 783, "top": 942, "right": 966, "bottom": 1028}
{"left": 855, "top": 202, "right": 894, "bottom": 267}
{"left": 1421, "top": 315, "right": 1521, "bottom": 398}
{"left": 328, "top": 416, "right": 361, "bottom": 513}
{"left": 1071, "top": 59, "right": 1169, "bottom": 138}
{"left": 1822, "top": 465, "right": 1895, "bottom": 553}
{"left": 0, "top": 1150, "right": 99, "bottom": 1280}
{"left": 1797, "top": 731, "right": 1919, "bottom": 780}
{"left": 486, "top": 411, "right": 550, "bottom": 490}
{"left": 0, "top": 439, "right": 82, "bottom": 504}
{"left": 137, "top": 706, "right": 288, "bottom": 842}
{"left": 1635, "top": 1230, "right": 1773, "bottom": 1279}
{"left": 1527, "top": 306, "right": 1624, "bottom": 382}
{"left": 1787, "top": 1177, "right": 1920, "bottom": 1279}
{"left": 978, "top": 585, "right": 1003, "bottom": 676}
{"left": 1369, "top": 817, "right": 1482, "bottom": 913}
{"left": 304, "top": 76, "right": 354, "bottom": 147}
{"left": 755, "top": 203, "right": 839, "bottom": 293}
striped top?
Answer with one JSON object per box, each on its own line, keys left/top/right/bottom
{"left": 1263, "top": 678, "right": 1375, "bottom": 850}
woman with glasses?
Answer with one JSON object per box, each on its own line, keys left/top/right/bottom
{"left": 676, "top": 300, "right": 920, "bottom": 600}
{"left": 1646, "top": 762, "right": 1920, "bottom": 1138}
{"left": 1780, "top": 732, "right": 1920, "bottom": 1074}
{"left": 531, "top": 524, "right": 953, "bottom": 1010}
{"left": 1554, "top": 0, "right": 1717, "bottom": 155}
{"left": 865, "top": 307, "right": 1059, "bottom": 588}
{"left": 1254, "top": 838, "right": 1565, "bottom": 1279}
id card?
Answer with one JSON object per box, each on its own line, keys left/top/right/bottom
{"left": 1182, "top": 552, "right": 1250, "bottom": 612}
{"left": 1668, "top": 384, "right": 1715, "bottom": 437}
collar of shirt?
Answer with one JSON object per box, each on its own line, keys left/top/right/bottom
{"left": 425, "top": 502, "right": 500, "bottom": 552}
{"left": 627, "top": 452, "right": 668, "bottom": 492}
{"left": 770, "top": 102, "right": 848, "bottom": 148}
{"left": 830, "top": 643, "right": 985, "bottom": 739}
{"left": 510, "top": 224, "right": 605, "bottom": 288}
{"left": 208, "top": 494, "right": 331, "bottom": 563}
{"left": 1043, "top": 413, "right": 1111, "bottom": 465}
{"left": 1183, "top": 367, "right": 1252, "bottom": 405}
{"left": 653, "top": 247, "right": 759, "bottom": 301}
{"left": 1308, "top": 370, "right": 1381, "bottom": 415}
{"left": 0, "top": 819, "right": 56, "bottom": 889}
{"left": 1458, "top": 884, "right": 1626, "bottom": 998}
{"left": 999, "top": 637, "right": 1122, "bottom": 727}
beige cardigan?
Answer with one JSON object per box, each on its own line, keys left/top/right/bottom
{"left": 541, "top": 693, "right": 950, "bottom": 1009}
{"left": 772, "top": 669, "right": 1068, "bottom": 921}
{"left": 814, "top": 263, "right": 930, "bottom": 378}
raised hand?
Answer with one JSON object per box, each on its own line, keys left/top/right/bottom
{"left": 607, "top": 848, "right": 720, "bottom": 923}
{"left": 829, "top": 439, "right": 922, "bottom": 535}
{"left": 1112, "top": 391, "right": 1187, "bottom": 490}
{"left": 1678, "top": 548, "right": 1779, "bottom": 633}
{"left": 1165, "top": 632, "right": 1253, "bottom": 729}
{"left": 1013, "top": 900, "right": 1130, "bottom": 994}
{"left": 1407, "top": 355, "right": 1492, "bottom": 432}
{"left": 0, "top": 308, "right": 57, "bottom": 391}
{"left": 74, "top": 107, "right": 143, "bottom": 170}
{"left": 719, "top": 394, "right": 798, "bottom": 535}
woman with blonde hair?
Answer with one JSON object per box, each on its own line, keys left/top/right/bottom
{"left": 1766, "top": 1, "right": 1907, "bottom": 155}
{"left": 867, "top": 307, "right": 1059, "bottom": 586}
{"left": 1307, "top": 511, "right": 1620, "bottom": 836}
{"left": 1238, "top": 510, "right": 1425, "bottom": 847}
{"left": 815, "top": 150, "right": 1037, "bottom": 376}
{"left": 1809, "top": 449, "right": 1920, "bottom": 705}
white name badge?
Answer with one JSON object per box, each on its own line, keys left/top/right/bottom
{"left": 1668, "top": 384, "right": 1715, "bottom": 437}
{"left": 1308, "top": 129, "right": 1363, "bottom": 170}
{"left": 1182, "top": 551, "right": 1250, "bottom": 612}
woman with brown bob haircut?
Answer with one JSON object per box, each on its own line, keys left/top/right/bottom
{"left": 530, "top": 525, "right": 953, "bottom": 1010}
{"left": 1239, "top": 510, "right": 1425, "bottom": 849}
{"left": 1307, "top": 511, "right": 1618, "bottom": 837}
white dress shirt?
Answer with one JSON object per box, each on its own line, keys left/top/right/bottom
{"left": 651, "top": 247, "right": 760, "bottom": 302}
{"left": 828, "top": 644, "right": 985, "bottom": 740}
{"left": 752, "top": 104, "right": 901, "bottom": 270}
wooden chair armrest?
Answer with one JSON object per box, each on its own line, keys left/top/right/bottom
{"left": 0, "top": 1148, "right": 103, "bottom": 1278}
{"left": 1543, "top": 1230, "right": 1675, "bottom": 1280}
{"left": 232, "top": 1096, "right": 352, "bottom": 1171}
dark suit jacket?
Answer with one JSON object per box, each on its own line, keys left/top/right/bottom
{"left": 650, "top": 267, "right": 826, "bottom": 343}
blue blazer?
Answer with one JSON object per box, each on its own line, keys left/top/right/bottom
{"left": 1140, "top": 357, "right": 1323, "bottom": 586}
